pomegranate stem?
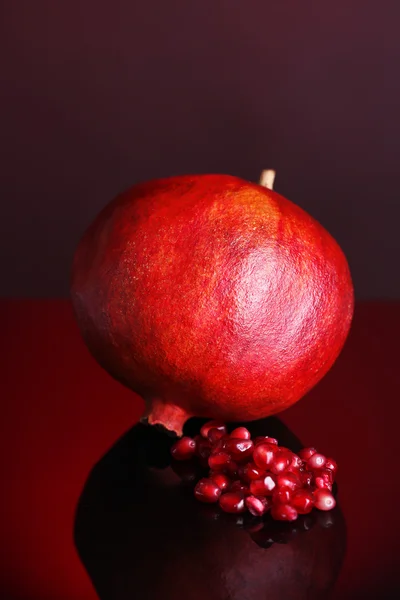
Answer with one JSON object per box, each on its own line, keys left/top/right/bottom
{"left": 259, "top": 169, "right": 276, "bottom": 190}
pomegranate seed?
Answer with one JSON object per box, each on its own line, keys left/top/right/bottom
{"left": 314, "top": 488, "right": 336, "bottom": 511}
{"left": 245, "top": 495, "right": 272, "bottom": 516}
{"left": 276, "top": 471, "right": 301, "bottom": 491}
{"left": 314, "top": 478, "right": 332, "bottom": 491}
{"left": 289, "top": 454, "right": 304, "bottom": 470}
{"left": 230, "top": 426, "right": 251, "bottom": 440}
{"left": 194, "top": 478, "right": 222, "bottom": 503}
{"left": 243, "top": 462, "right": 267, "bottom": 481}
{"left": 208, "top": 451, "right": 232, "bottom": 471}
{"left": 200, "top": 420, "right": 227, "bottom": 439}
{"left": 209, "top": 472, "right": 231, "bottom": 491}
{"left": 194, "top": 436, "right": 211, "bottom": 459}
{"left": 254, "top": 436, "right": 278, "bottom": 446}
{"left": 298, "top": 447, "right": 317, "bottom": 461}
{"left": 170, "top": 436, "right": 196, "bottom": 461}
{"left": 227, "top": 438, "right": 254, "bottom": 461}
{"left": 271, "top": 503, "right": 298, "bottom": 521}
{"left": 249, "top": 475, "right": 276, "bottom": 496}
{"left": 290, "top": 489, "right": 314, "bottom": 514}
{"left": 212, "top": 435, "right": 230, "bottom": 452}
{"left": 325, "top": 458, "right": 338, "bottom": 473}
{"left": 273, "top": 486, "right": 293, "bottom": 504}
{"left": 230, "top": 480, "right": 250, "bottom": 495}
{"left": 270, "top": 451, "right": 292, "bottom": 475}
{"left": 314, "top": 468, "right": 334, "bottom": 490}
{"left": 253, "top": 443, "right": 277, "bottom": 469}
{"left": 219, "top": 492, "right": 246, "bottom": 514}
{"left": 208, "top": 427, "right": 226, "bottom": 444}
{"left": 226, "top": 460, "right": 239, "bottom": 478}
{"left": 300, "top": 470, "right": 313, "bottom": 487}
{"left": 308, "top": 453, "right": 327, "bottom": 469}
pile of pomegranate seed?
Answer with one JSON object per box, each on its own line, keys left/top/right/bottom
{"left": 170, "top": 421, "right": 337, "bottom": 521}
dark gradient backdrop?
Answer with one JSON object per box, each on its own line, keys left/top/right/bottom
{"left": 1, "top": 1, "right": 399, "bottom": 298}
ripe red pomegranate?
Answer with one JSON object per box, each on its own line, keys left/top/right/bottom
{"left": 71, "top": 171, "right": 354, "bottom": 435}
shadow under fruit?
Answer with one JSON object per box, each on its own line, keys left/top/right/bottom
{"left": 74, "top": 417, "right": 346, "bottom": 600}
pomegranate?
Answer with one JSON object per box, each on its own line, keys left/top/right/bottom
{"left": 71, "top": 171, "right": 353, "bottom": 435}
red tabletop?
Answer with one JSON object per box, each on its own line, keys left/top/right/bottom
{"left": 1, "top": 300, "right": 399, "bottom": 599}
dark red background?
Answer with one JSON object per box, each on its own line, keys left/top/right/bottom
{"left": 1, "top": 0, "right": 400, "bottom": 298}
{"left": 2, "top": 1, "right": 399, "bottom": 598}
{"left": 1, "top": 299, "right": 399, "bottom": 599}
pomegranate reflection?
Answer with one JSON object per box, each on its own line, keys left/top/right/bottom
{"left": 74, "top": 417, "right": 346, "bottom": 600}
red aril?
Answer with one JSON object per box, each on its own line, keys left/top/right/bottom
{"left": 307, "top": 453, "right": 327, "bottom": 470}
{"left": 71, "top": 174, "right": 354, "bottom": 436}
{"left": 230, "top": 480, "right": 250, "bottom": 495}
{"left": 270, "top": 451, "right": 292, "bottom": 475}
{"left": 230, "top": 427, "right": 251, "bottom": 440}
{"left": 254, "top": 436, "right": 278, "bottom": 446}
{"left": 208, "top": 427, "right": 226, "bottom": 443}
{"left": 208, "top": 451, "right": 232, "bottom": 471}
{"left": 170, "top": 436, "right": 196, "bottom": 460}
{"left": 314, "top": 468, "right": 333, "bottom": 491}
{"left": 245, "top": 495, "right": 272, "bottom": 517}
{"left": 300, "top": 471, "right": 313, "bottom": 488}
{"left": 271, "top": 503, "right": 298, "bottom": 522}
{"left": 194, "top": 478, "right": 222, "bottom": 503}
{"left": 243, "top": 462, "right": 267, "bottom": 481}
{"left": 272, "top": 486, "right": 293, "bottom": 504}
{"left": 249, "top": 475, "right": 276, "bottom": 496}
{"left": 314, "top": 489, "right": 336, "bottom": 511}
{"left": 253, "top": 443, "right": 277, "bottom": 469}
{"left": 298, "top": 447, "right": 317, "bottom": 461}
{"left": 289, "top": 454, "right": 304, "bottom": 470}
{"left": 212, "top": 435, "right": 230, "bottom": 452}
{"left": 290, "top": 489, "right": 314, "bottom": 514}
{"left": 200, "top": 420, "right": 227, "bottom": 439}
{"left": 219, "top": 492, "right": 246, "bottom": 514}
{"left": 325, "top": 458, "right": 338, "bottom": 473}
{"left": 227, "top": 438, "right": 254, "bottom": 461}
{"left": 209, "top": 472, "right": 230, "bottom": 491}
{"left": 276, "top": 471, "right": 301, "bottom": 491}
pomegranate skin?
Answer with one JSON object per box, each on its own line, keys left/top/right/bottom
{"left": 71, "top": 174, "right": 354, "bottom": 435}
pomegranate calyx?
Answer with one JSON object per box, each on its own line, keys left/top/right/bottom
{"left": 141, "top": 397, "right": 192, "bottom": 437}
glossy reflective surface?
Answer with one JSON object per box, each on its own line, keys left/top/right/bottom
{"left": 1, "top": 300, "right": 400, "bottom": 599}
{"left": 75, "top": 417, "right": 346, "bottom": 600}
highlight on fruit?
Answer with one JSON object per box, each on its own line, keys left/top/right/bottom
{"left": 71, "top": 169, "right": 354, "bottom": 435}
